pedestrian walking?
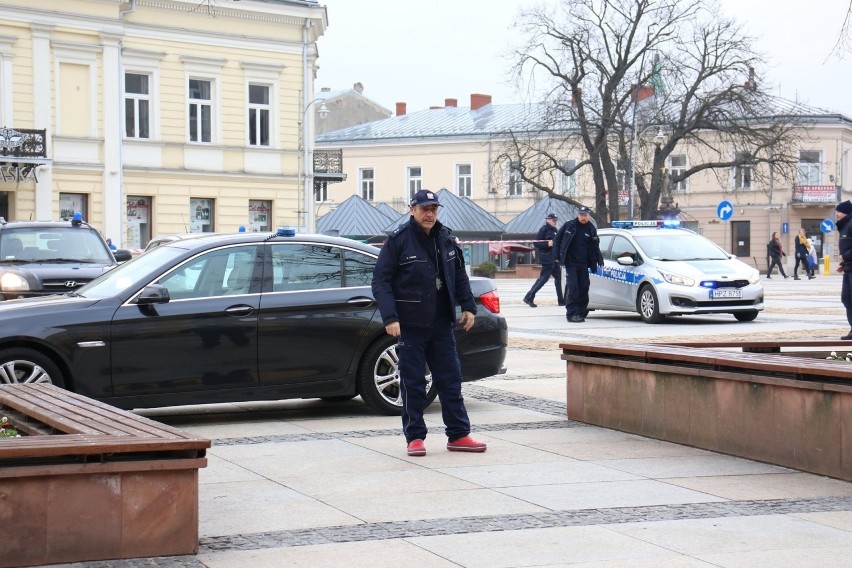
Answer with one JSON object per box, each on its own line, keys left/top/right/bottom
{"left": 523, "top": 213, "right": 565, "bottom": 307}
{"left": 793, "top": 228, "right": 811, "bottom": 279}
{"left": 835, "top": 200, "right": 852, "bottom": 339}
{"left": 766, "top": 231, "right": 788, "bottom": 279}
{"left": 806, "top": 239, "right": 818, "bottom": 278}
{"left": 553, "top": 206, "right": 604, "bottom": 323}
{"left": 372, "top": 189, "right": 487, "bottom": 456}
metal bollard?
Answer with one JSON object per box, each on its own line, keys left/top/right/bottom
{"left": 824, "top": 255, "right": 830, "bottom": 275}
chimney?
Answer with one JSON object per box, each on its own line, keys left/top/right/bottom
{"left": 353, "top": 82, "right": 364, "bottom": 93}
{"left": 320, "top": 87, "right": 331, "bottom": 92}
{"left": 744, "top": 66, "right": 757, "bottom": 91}
{"left": 445, "top": 98, "right": 458, "bottom": 108}
{"left": 395, "top": 102, "right": 406, "bottom": 116}
{"left": 470, "top": 93, "right": 492, "bottom": 111}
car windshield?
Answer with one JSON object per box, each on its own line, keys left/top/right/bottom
{"left": 76, "top": 246, "right": 185, "bottom": 299}
{"left": 633, "top": 232, "right": 730, "bottom": 261}
{"left": 0, "top": 227, "right": 114, "bottom": 264}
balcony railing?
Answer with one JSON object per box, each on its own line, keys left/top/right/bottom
{"left": 0, "top": 127, "right": 47, "bottom": 158}
{"left": 792, "top": 185, "right": 838, "bottom": 204}
{"left": 313, "top": 148, "right": 342, "bottom": 174}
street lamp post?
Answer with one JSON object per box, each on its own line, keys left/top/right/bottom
{"left": 628, "top": 125, "right": 665, "bottom": 220}
{"left": 301, "top": 98, "right": 329, "bottom": 233}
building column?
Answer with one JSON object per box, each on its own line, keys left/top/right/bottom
{"left": 31, "top": 24, "right": 52, "bottom": 220}
{"left": 101, "top": 33, "right": 123, "bottom": 245}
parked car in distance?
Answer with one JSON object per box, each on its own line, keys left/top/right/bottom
{"left": 0, "top": 214, "right": 132, "bottom": 301}
{"left": 588, "top": 220, "right": 764, "bottom": 323}
{"left": 0, "top": 230, "right": 507, "bottom": 415}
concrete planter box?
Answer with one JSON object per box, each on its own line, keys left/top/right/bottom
{"left": 561, "top": 342, "right": 851, "bottom": 481}
{"left": 0, "top": 385, "right": 210, "bottom": 567}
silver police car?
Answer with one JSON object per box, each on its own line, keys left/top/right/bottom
{"left": 588, "top": 220, "right": 764, "bottom": 323}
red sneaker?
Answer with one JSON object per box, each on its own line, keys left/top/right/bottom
{"left": 447, "top": 435, "right": 487, "bottom": 453}
{"left": 407, "top": 439, "right": 426, "bottom": 457}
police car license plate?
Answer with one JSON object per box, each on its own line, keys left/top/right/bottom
{"left": 711, "top": 289, "right": 742, "bottom": 299}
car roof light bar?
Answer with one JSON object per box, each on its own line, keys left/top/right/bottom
{"left": 611, "top": 220, "right": 681, "bottom": 229}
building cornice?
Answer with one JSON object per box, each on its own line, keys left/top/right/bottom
{"left": 137, "top": 0, "right": 322, "bottom": 27}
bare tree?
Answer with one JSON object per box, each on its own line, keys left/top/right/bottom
{"left": 498, "top": 0, "right": 802, "bottom": 225}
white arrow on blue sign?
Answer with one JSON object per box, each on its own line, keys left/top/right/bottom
{"left": 821, "top": 219, "right": 835, "bottom": 233}
{"left": 717, "top": 200, "right": 734, "bottom": 221}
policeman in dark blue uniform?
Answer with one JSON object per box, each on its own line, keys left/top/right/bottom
{"left": 835, "top": 200, "right": 852, "bottom": 339}
{"left": 523, "top": 213, "right": 564, "bottom": 307}
{"left": 372, "top": 190, "right": 487, "bottom": 456}
{"left": 553, "top": 206, "right": 604, "bottom": 323}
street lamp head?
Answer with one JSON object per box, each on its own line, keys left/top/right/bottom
{"left": 317, "top": 103, "right": 329, "bottom": 120}
{"left": 654, "top": 127, "right": 665, "bottom": 144}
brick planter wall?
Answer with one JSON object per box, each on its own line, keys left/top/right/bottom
{"left": 562, "top": 342, "right": 851, "bottom": 481}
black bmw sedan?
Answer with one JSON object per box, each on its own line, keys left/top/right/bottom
{"left": 0, "top": 231, "right": 507, "bottom": 415}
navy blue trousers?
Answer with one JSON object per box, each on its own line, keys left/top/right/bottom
{"left": 525, "top": 262, "right": 564, "bottom": 304}
{"left": 564, "top": 264, "right": 590, "bottom": 318}
{"left": 398, "top": 319, "right": 470, "bottom": 443}
{"left": 842, "top": 271, "right": 852, "bottom": 327}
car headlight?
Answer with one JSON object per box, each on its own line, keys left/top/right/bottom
{"left": 748, "top": 271, "right": 761, "bottom": 285}
{"left": 656, "top": 268, "right": 694, "bottom": 287}
{"left": 0, "top": 272, "right": 30, "bottom": 291}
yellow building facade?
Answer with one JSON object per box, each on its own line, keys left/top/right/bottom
{"left": 0, "top": 0, "right": 326, "bottom": 249}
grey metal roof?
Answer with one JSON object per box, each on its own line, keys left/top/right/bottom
{"left": 316, "top": 194, "right": 397, "bottom": 238}
{"left": 503, "top": 198, "right": 582, "bottom": 235}
{"left": 316, "top": 96, "right": 850, "bottom": 145}
{"left": 381, "top": 189, "right": 505, "bottom": 235}
{"left": 317, "top": 103, "right": 550, "bottom": 144}
{"left": 375, "top": 202, "right": 401, "bottom": 219}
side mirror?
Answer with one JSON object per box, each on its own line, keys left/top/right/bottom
{"left": 136, "top": 284, "right": 170, "bottom": 305}
{"left": 113, "top": 249, "right": 132, "bottom": 262}
{"left": 616, "top": 254, "right": 636, "bottom": 266}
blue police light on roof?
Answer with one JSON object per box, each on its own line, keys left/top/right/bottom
{"left": 71, "top": 211, "right": 83, "bottom": 227}
{"left": 612, "top": 220, "right": 681, "bottom": 229}
{"left": 277, "top": 226, "right": 296, "bottom": 237}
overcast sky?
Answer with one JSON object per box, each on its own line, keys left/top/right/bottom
{"left": 315, "top": 0, "right": 852, "bottom": 116}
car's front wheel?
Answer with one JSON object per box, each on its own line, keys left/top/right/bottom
{"left": 357, "top": 335, "right": 436, "bottom": 416}
{"left": 733, "top": 310, "right": 759, "bottom": 322}
{"left": 0, "top": 348, "right": 65, "bottom": 387}
{"left": 637, "top": 285, "right": 665, "bottom": 324}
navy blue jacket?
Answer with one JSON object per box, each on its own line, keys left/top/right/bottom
{"left": 533, "top": 223, "right": 558, "bottom": 265}
{"left": 839, "top": 215, "right": 852, "bottom": 273}
{"left": 553, "top": 218, "right": 603, "bottom": 270}
{"left": 372, "top": 217, "right": 476, "bottom": 328}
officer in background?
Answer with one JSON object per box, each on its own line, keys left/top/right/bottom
{"left": 372, "top": 189, "right": 487, "bottom": 456}
{"left": 553, "top": 206, "right": 604, "bottom": 323}
{"left": 523, "top": 213, "right": 564, "bottom": 307}
{"left": 835, "top": 199, "right": 852, "bottom": 339}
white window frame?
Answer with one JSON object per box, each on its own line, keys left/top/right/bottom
{"left": 181, "top": 56, "right": 224, "bottom": 145}
{"left": 122, "top": 49, "right": 165, "bottom": 142}
{"left": 505, "top": 161, "right": 524, "bottom": 197}
{"left": 407, "top": 166, "right": 422, "bottom": 200}
{"left": 667, "top": 154, "right": 688, "bottom": 191}
{"left": 247, "top": 83, "right": 271, "bottom": 147}
{"left": 797, "top": 149, "right": 822, "bottom": 185}
{"left": 360, "top": 168, "right": 375, "bottom": 201}
{"left": 456, "top": 163, "right": 472, "bottom": 197}
{"left": 559, "top": 159, "right": 577, "bottom": 197}
{"left": 124, "top": 72, "right": 151, "bottom": 139}
{"left": 241, "top": 61, "right": 283, "bottom": 149}
{"left": 732, "top": 152, "right": 753, "bottom": 190}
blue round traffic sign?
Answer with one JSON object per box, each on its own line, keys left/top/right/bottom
{"left": 717, "top": 200, "right": 734, "bottom": 221}
{"left": 821, "top": 219, "right": 835, "bottom": 234}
